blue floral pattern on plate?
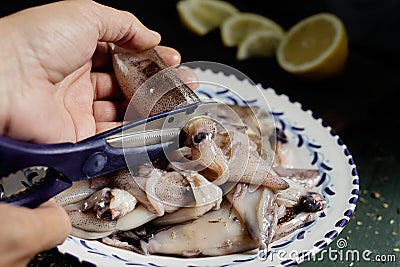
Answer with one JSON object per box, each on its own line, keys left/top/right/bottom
{"left": 57, "top": 68, "right": 359, "bottom": 267}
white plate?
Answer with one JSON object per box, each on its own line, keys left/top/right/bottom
{"left": 58, "top": 67, "right": 359, "bottom": 267}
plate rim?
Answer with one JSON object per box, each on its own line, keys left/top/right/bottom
{"left": 57, "top": 67, "right": 359, "bottom": 267}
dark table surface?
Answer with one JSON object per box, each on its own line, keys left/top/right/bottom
{"left": 1, "top": 1, "right": 399, "bottom": 266}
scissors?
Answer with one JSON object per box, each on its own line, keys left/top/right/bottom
{"left": 0, "top": 102, "right": 215, "bottom": 208}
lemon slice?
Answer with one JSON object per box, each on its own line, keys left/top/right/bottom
{"left": 221, "top": 13, "right": 284, "bottom": 47}
{"left": 176, "top": 0, "right": 239, "bottom": 36}
{"left": 236, "top": 30, "right": 282, "bottom": 60}
{"left": 276, "top": 13, "right": 348, "bottom": 80}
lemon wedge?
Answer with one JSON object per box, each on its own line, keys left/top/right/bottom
{"left": 236, "top": 30, "right": 282, "bottom": 60}
{"left": 276, "top": 13, "right": 348, "bottom": 80}
{"left": 176, "top": 0, "right": 239, "bottom": 36}
{"left": 221, "top": 13, "right": 284, "bottom": 47}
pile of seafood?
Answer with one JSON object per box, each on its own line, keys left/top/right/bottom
{"left": 55, "top": 46, "right": 326, "bottom": 257}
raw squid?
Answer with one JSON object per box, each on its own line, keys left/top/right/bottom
{"left": 110, "top": 44, "right": 200, "bottom": 117}
{"left": 55, "top": 47, "right": 326, "bottom": 257}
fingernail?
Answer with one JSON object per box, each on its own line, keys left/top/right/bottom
{"left": 172, "top": 53, "right": 181, "bottom": 65}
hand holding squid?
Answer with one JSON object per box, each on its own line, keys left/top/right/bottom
{"left": 0, "top": 1, "right": 183, "bottom": 266}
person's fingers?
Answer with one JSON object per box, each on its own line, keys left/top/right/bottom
{"left": 93, "top": 100, "right": 127, "bottom": 122}
{"left": 93, "top": 101, "right": 118, "bottom": 122}
{"left": 154, "top": 46, "right": 181, "bottom": 66}
{"left": 62, "top": 63, "right": 96, "bottom": 141}
{"left": 91, "top": 72, "right": 124, "bottom": 101}
{"left": 92, "top": 42, "right": 111, "bottom": 71}
{"left": 29, "top": 199, "right": 72, "bottom": 251}
{"left": 175, "top": 68, "right": 199, "bottom": 91}
{"left": 96, "top": 121, "right": 123, "bottom": 134}
{"left": 90, "top": 1, "right": 161, "bottom": 50}
{"left": 0, "top": 200, "right": 70, "bottom": 267}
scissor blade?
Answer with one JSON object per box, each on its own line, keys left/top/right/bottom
{"left": 106, "top": 128, "right": 180, "bottom": 148}
{"left": 106, "top": 102, "right": 217, "bottom": 149}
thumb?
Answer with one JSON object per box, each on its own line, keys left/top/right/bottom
{"left": 0, "top": 200, "right": 71, "bottom": 267}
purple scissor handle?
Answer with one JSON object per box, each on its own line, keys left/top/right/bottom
{"left": 0, "top": 102, "right": 212, "bottom": 208}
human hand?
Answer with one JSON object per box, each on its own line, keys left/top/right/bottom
{"left": 0, "top": 1, "right": 183, "bottom": 266}
{"left": 0, "top": 0, "right": 182, "bottom": 144}
{"left": 0, "top": 200, "right": 71, "bottom": 267}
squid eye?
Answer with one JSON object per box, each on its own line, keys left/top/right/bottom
{"left": 100, "top": 210, "right": 113, "bottom": 220}
{"left": 193, "top": 132, "right": 208, "bottom": 144}
{"left": 299, "top": 192, "right": 324, "bottom": 212}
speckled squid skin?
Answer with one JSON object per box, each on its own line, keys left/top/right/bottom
{"left": 110, "top": 45, "right": 200, "bottom": 117}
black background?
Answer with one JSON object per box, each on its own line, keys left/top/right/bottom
{"left": 1, "top": 1, "right": 399, "bottom": 266}
{"left": 2, "top": 0, "right": 400, "bottom": 141}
